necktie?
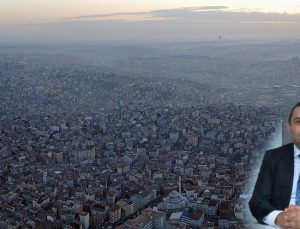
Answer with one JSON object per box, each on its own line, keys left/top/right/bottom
{"left": 296, "top": 155, "right": 300, "bottom": 205}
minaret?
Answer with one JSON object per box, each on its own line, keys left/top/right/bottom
{"left": 178, "top": 176, "right": 182, "bottom": 195}
{"left": 43, "top": 171, "right": 47, "bottom": 185}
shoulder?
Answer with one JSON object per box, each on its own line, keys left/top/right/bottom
{"left": 265, "top": 143, "right": 293, "bottom": 158}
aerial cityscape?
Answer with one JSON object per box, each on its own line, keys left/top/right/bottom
{"left": 0, "top": 41, "right": 299, "bottom": 228}
{"left": 1, "top": 1, "right": 300, "bottom": 228}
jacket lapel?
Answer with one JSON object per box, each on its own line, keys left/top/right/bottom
{"left": 279, "top": 143, "right": 294, "bottom": 206}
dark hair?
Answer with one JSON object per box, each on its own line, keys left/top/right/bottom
{"left": 288, "top": 102, "right": 300, "bottom": 124}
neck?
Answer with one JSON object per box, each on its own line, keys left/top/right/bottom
{"left": 294, "top": 143, "right": 300, "bottom": 151}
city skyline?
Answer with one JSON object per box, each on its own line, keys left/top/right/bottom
{"left": 1, "top": 1, "right": 300, "bottom": 44}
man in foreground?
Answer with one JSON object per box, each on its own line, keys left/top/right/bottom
{"left": 249, "top": 102, "right": 300, "bottom": 228}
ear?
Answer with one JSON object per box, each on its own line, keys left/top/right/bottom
{"left": 286, "top": 121, "right": 291, "bottom": 135}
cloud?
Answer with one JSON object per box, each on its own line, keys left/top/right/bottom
{"left": 27, "top": 6, "right": 300, "bottom": 25}
{"left": 65, "top": 12, "right": 147, "bottom": 20}
{"left": 64, "top": 6, "right": 228, "bottom": 22}
{"left": 1, "top": 6, "right": 300, "bottom": 43}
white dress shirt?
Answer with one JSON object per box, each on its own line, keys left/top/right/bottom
{"left": 262, "top": 144, "right": 300, "bottom": 227}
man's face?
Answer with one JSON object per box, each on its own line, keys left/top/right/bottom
{"left": 288, "top": 106, "right": 300, "bottom": 148}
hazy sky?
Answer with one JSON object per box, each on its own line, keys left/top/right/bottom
{"left": 0, "top": 0, "right": 300, "bottom": 44}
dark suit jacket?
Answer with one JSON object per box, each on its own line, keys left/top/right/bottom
{"left": 249, "top": 143, "right": 294, "bottom": 224}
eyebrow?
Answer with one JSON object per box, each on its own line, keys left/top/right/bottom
{"left": 294, "top": 117, "right": 300, "bottom": 121}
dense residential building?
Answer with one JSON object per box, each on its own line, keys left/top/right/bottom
{"left": 116, "top": 198, "right": 134, "bottom": 217}
{"left": 0, "top": 82, "right": 281, "bottom": 228}
{"left": 109, "top": 205, "right": 122, "bottom": 223}
{"left": 116, "top": 207, "right": 166, "bottom": 229}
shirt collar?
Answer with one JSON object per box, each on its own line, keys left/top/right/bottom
{"left": 294, "top": 144, "right": 300, "bottom": 158}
